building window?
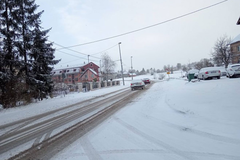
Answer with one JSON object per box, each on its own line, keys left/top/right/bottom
{"left": 85, "top": 75, "right": 87, "bottom": 79}
{"left": 69, "top": 78, "right": 71, "bottom": 82}
{"left": 91, "top": 74, "right": 94, "bottom": 78}
{"left": 75, "top": 78, "right": 78, "bottom": 81}
{"left": 238, "top": 46, "right": 240, "bottom": 51}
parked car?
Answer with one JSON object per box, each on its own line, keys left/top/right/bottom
{"left": 142, "top": 78, "right": 150, "bottom": 84}
{"left": 186, "top": 69, "right": 199, "bottom": 79}
{"left": 219, "top": 68, "right": 227, "bottom": 76}
{"left": 213, "top": 67, "right": 227, "bottom": 77}
{"left": 198, "top": 67, "right": 221, "bottom": 80}
{"left": 130, "top": 79, "right": 145, "bottom": 90}
{"left": 226, "top": 63, "right": 240, "bottom": 78}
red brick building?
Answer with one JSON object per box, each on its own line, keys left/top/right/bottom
{"left": 52, "top": 62, "right": 99, "bottom": 85}
{"left": 230, "top": 34, "right": 240, "bottom": 64}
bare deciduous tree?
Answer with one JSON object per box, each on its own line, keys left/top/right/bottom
{"left": 194, "top": 58, "right": 214, "bottom": 70}
{"left": 176, "top": 63, "right": 182, "bottom": 70}
{"left": 101, "top": 53, "right": 116, "bottom": 81}
{"left": 211, "top": 36, "right": 231, "bottom": 68}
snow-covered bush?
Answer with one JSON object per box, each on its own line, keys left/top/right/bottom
{"left": 158, "top": 74, "right": 165, "bottom": 80}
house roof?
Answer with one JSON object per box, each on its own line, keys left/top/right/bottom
{"left": 231, "top": 34, "right": 240, "bottom": 44}
{"left": 80, "top": 68, "right": 98, "bottom": 77}
{"left": 53, "top": 62, "right": 98, "bottom": 70}
{"left": 89, "top": 68, "right": 97, "bottom": 75}
{"left": 65, "top": 68, "right": 81, "bottom": 74}
{"left": 52, "top": 68, "right": 80, "bottom": 75}
{"left": 52, "top": 62, "right": 99, "bottom": 75}
{"left": 53, "top": 64, "right": 85, "bottom": 70}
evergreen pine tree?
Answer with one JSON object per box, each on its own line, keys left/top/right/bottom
{"left": 0, "top": 0, "right": 22, "bottom": 108}
{"left": 29, "top": 28, "right": 60, "bottom": 100}
{"left": 14, "top": 0, "right": 59, "bottom": 102}
{"left": 0, "top": 0, "right": 59, "bottom": 108}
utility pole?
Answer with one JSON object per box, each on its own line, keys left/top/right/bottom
{"left": 131, "top": 56, "right": 133, "bottom": 80}
{"left": 99, "top": 60, "right": 102, "bottom": 82}
{"left": 118, "top": 42, "right": 125, "bottom": 85}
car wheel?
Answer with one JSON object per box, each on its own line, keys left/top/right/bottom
{"left": 131, "top": 88, "right": 134, "bottom": 91}
{"left": 217, "top": 76, "right": 220, "bottom": 79}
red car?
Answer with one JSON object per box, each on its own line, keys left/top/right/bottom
{"left": 142, "top": 78, "right": 150, "bottom": 84}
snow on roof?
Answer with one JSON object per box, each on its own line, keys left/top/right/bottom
{"left": 231, "top": 34, "right": 240, "bottom": 44}
{"left": 52, "top": 70, "right": 63, "bottom": 75}
{"left": 53, "top": 64, "right": 85, "bottom": 70}
{"left": 80, "top": 68, "right": 98, "bottom": 77}
{"left": 52, "top": 67, "right": 80, "bottom": 75}
{"left": 65, "top": 68, "right": 80, "bottom": 74}
{"left": 89, "top": 68, "right": 97, "bottom": 75}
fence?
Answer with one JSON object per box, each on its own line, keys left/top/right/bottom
{"left": 53, "top": 80, "right": 120, "bottom": 95}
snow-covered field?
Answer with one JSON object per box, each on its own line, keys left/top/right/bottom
{"left": 1, "top": 71, "right": 240, "bottom": 160}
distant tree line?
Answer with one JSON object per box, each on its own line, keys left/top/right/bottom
{"left": 111, "top": 35, "right": 232, "bottom": 78}
{"left": 162, "top": 35, "right": 232, "bottom": 72}
{"left": 0, "top": 0, "right": 59, "bottom": 108}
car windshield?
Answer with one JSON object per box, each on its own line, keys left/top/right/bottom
{"left": 231, "top": 65, "right": 240, "bottom": 70}
{"left": 131, "top": 79, "right": 142, "bottom": 82}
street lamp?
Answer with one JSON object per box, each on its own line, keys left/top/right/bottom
{"left": 131, "top": 56, "right": 133, "bottom": 80}
{"left": 118, "top": 42, "right": 125, "bottom": 85}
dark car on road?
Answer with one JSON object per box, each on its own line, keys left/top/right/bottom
{"left": 142, "top": 78, "right": 150, "bottom": 84}
{"left": 130, "top": 79, "right": 145, "bottom": 90}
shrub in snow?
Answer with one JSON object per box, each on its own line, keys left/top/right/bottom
{"left": 159, "top": 74, "right": 165, "bottom": 80}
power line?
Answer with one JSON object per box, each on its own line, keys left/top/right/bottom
{"left": 52, "top": 41, "right": 101, "bottom": 60}
{"left": 56, "top": 50, "right": 99, "bottom": 62}
{"left": 57, "top": 59, "right": 81, "bottom": 65}
{"left": 56, "top": 0, "right": 227, "bottom": 49}
{"left": 90, "top": 44, "right": 118, "bottom": 56}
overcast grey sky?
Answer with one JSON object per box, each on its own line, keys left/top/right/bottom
{"left": 36, "top": 0, "right": 240, "bottom": 71}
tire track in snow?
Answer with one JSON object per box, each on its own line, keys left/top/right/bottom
{"left": 113, "top": 117, "right": 195, "bottom": 160}
{"left": 80, "top": 136, "right": 103, "bottom": 160}
{"left": 50, "top": 149, "right": 240, "bottom": 160}
{"left": 165, "top": 95, "right": 189, "bottom": 114}
{"left": 162, "top": 95, "right": 240, "bottom": 145}
{"left": 138, "top": 111, "right": 240, "bottom": 145}
{"left": 98, "top": 149, "right": 240, "bottom": 160}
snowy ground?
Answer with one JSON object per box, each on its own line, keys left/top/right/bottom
{"left": 1, "top": 71, "right": 240, "bottom": 160}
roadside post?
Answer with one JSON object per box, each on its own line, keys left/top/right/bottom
{"left": 167, "top": 71, "right": 170, "bottom": 78}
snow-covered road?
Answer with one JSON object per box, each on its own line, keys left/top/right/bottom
{"left": 51, "top": 75, "right": 240, "bottom": 160}
{"left": 1, "top": 72, "right": 240, "bottom": 160}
